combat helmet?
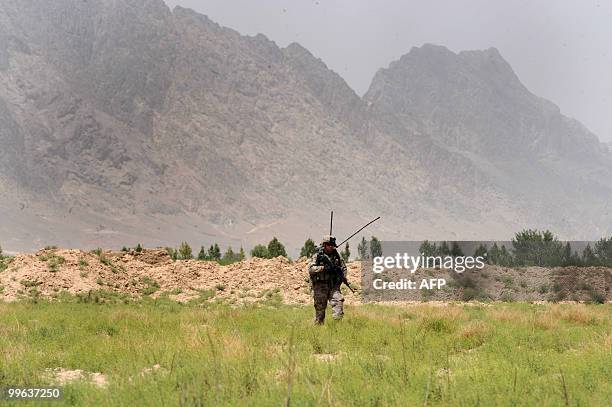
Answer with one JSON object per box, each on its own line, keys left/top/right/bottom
{"left": 321, "top": 235, "right": 337, "bottom": 247}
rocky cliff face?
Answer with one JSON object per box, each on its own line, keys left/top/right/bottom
{"left": 1, "top": 1, "right": 611, "bottom": 253}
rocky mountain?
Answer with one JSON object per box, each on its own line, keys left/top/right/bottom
{"left": 1, "top": 0, "right": 611, "bottom": 254}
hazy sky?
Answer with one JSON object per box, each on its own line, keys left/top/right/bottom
{"left": 164, "top": 0, "right": 612, "bottom": 141}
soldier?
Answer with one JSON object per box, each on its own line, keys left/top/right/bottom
{"left": 308, "top": 235, "right": 347, "bottom": 324}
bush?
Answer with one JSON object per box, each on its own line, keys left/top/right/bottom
{"left": 166, "top": 247, "right": 178, "bottom": 261}
{"left": 267, "top": 237, "right": 287, "bottom": 258}
{"left": 135, "top": 243, "right": 143, "bottom": 253}
{"left": 462, "top": 287, "right": 480, "bottom": 301}
{"left": 251, "top": 244, "right": 269, "bottom": 259}
{"left": 589, "top": 291, "right": 606, "bottom": 304}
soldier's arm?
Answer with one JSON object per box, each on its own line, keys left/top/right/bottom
{"left": 308, "top": 252, "right": 324, "bottom": 275}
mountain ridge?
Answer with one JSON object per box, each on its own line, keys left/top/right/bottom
{"left": 1, "top": 0, "right": 611, "bottom": 254}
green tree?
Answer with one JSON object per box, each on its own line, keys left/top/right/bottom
{"left": 499, "top": 245, "right": 513, "bottom": 267}
{"left": 357, "top": 237, "right": 368, "bottom": 260}
{"left": 582, "top": 244, "right": 599, "bottom": 266}
{"left": 135, "top": 243, "right": 143, "bottom": 253}
{"left": 511, "top": 229, "right": 562, "bottom": 266}
{"left": 238, "top": 247, "right": 246, "bottom": 261}
{"left": 340, "top": 242, "right": 350, "bottom": 262}
{"left": 593, "top": 237, "right": 612, "bottom": 266}
{"left": 166, "top": 247, "right": 178, "bottom": 261}
{"left": 450, "top": 241, "right": 464, "bottom": 257}
{"left": 437, "top": 241, "right": 451, "bottom": 256}
{"left": 197, "top": 246, "right": 208, "bottom": 261}
{"left": 300, "top": 238, "right": 316, "bottom": 258}
{"left": 488, "top": 243, "right": 501, "bottom": 265}
{"left": 267, "top": 237, "right": 287, "bottom": 258}
{"left": 562, "top": 242, "right": 572, "bottom": 266}
{"left": 473, "top": 244, "right": 488, "bottom": 259}
{"left": 419, "top": 240, "right": 437, "bottom": 256}
{"left": 223, "top": 246, "right": 236, "bottom": 263}
{"left": 178, "top": 242, "right": 193, "bottom": 260}
{"left": 370, "top": 236, "right": 382, "bottom": 258}
{"left": 208, "top": 244, "right": 221, "bottom": 261}
{"left": 251, "top": 244, "right": 269, "bottom": 259}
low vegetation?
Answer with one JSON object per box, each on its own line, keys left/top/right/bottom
{"left": 0, "top": 301, "right": 608, "bottom": 406}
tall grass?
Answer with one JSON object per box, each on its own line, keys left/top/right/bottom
{"left": 0, "top": 300, "right": 609, "bottom": 406}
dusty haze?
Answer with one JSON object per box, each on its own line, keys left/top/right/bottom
{"left": 165, "top": 0, "right": 612, "bottom": 141}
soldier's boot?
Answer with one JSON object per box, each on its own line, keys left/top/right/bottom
{"left": 330, "top": 287, "right": 344, "bottom": 320}
{"left": 314, "top": 309, "right": 326, "bottom": 325}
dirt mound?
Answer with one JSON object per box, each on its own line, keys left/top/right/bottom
{"left": 0, "top": 248, "right": 362, "bottom": 304}
{"left": 1, "top": 249, "right": 609, "bottom": 303}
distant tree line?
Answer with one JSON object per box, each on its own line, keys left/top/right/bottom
{"left": 420, "top": 229, "right": 612, "bottom": 267}
{"left": 250, "top": 237, "right": 288, "bottom": 259}
{"left": 163, "top": 242, "right": 246, "bottom": 265}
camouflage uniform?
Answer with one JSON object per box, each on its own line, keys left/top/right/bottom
{"left": 308, "top": 236, "right": 347, "bottom": 324}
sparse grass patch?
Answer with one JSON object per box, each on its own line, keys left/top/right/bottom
{"left": 39, "top": 252, "right": 66, "bottom": 272}
{"left": 139, "top": 276, "right": 160, "bottom": 295}
{"left": 20, "top": 279, "right": 42, "bottom": 288}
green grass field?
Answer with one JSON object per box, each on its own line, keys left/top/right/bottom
{"left": 0, "top": 298, "right": 610, "bottom": 406}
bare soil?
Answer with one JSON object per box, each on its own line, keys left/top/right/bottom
{"left": 0, "top": 248, "right": 609, "bottom": 303}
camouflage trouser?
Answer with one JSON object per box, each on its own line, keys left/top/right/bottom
{"left": 312, "top": 281, "right": 344, "bottom": 324}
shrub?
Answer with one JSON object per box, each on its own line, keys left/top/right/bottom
{"left": 589, "top": 291, "right": 606, "bottom": 304}
{"left": 99, "top": 254, "right": 111, "bottom": 266}
{"left": 135, "top": 243, "right": 143, "bottom": 253}
{"left": 166, "top": 247, "right": 178, "bottom": 261}
{"left": 140, "top": 277, "right": 160, "bottom": 295}
{"left": 462, "top": 287, "right": 480, "bottom": 301}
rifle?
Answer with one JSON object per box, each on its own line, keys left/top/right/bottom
{"left": 317, "top": 249, "right": 356, "bottom": 293}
